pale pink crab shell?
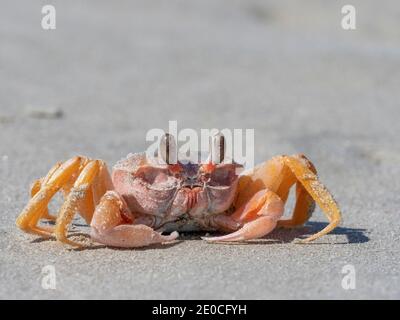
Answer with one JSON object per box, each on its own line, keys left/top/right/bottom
{"left": 111, "top": 152, "right": 241, "bottom": 229}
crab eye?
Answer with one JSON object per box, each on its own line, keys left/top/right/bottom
{"left": 210, "top": 132, "right": 225, "bottom": 164}
{"left": 200, "top": 172, "right": 211, "bottom": 183}
{"left": 168, "top": 163, "right": 183, "bottom": 176}
{"left": 201, "top": 162, "right": 216, "bottom": 174}
{"left": 159, "top": 133, "right": 177, "bottom": 164}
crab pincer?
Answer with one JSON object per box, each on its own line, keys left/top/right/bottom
{"left": 203, "top": 189, "right": 284, "bottom": 242}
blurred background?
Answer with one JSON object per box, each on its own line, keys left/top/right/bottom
{"left": 0, "top": 0, "right": 399, "bottom": 299}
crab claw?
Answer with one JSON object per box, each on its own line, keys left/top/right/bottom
{"left": 90, "top": 191, "right": 180, "bottom": 248}
{"left": 202, "top": 189, "right": 284, "bottom": 243}
{"left": 91, "top": 224, "right": 179, "bottom": 248}
{"left": 202, "top": 217, "right": 275, "bottom": 242}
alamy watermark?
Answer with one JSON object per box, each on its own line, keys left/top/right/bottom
{"left": 341, "top": 264, "right": 356, "bottom": 290}
{"left": 41, "top": 5, "right": 56, "bottom": 30}
{"left": 145, "top": 121, "right": 255, "bottom": 171}
{"left": 341, "top": 5, "right": 356, "bottom": 30}
{"left": 41, "top": 265, "right": 56, "bottom": 290}
{"left": 41, "top": 5, "right": 357, "bottom": 32}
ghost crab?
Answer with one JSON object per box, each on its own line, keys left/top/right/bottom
{"left": 16, "top": 133, "right": 341, "bottom": 248}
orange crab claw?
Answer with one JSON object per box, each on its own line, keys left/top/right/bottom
{"left": 203, "top": 189, "right": 284, "bottom": 242}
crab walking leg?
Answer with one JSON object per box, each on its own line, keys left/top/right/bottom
{"left": 75, "top": 161, "right": 113, "bottom": 225}
{"left": 277, "top": 154, "right": 317, "bottom": 228}
{"left": 92, "top": 161, "right": 114, "bottom": 205}
{"left": 277, "top": 182, "right": 315, "bottom": 228}
{"left": 16, "top": 157, "right": 83, "bottom": 237}
{"left": 54, "top": 160, "right": 101, "bottom": 246}
{"left": 29, "top": 162, "right": 62, "bottom": 222}
{"left": 283, "top": 155, "right": 341, "bottom": 243}
{"left": 29, "top": 178, "right": 54, "bottom": 222}
{"left": 90, "top": 191, "right": 179, "bottom": 248}
{"left": 203, "top": 189, "right": 284, "bottom": 242}
{"left": 235, "top": 154, "right": 341, "bottom": 242}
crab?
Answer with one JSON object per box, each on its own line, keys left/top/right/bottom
{"left": 16, "top": 133, "right": 341, "bottom": 248}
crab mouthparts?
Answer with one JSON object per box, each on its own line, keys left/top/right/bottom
{"left": 183, "top": 186, "right": 202, "bottom": 210}
{"left": 182, "top": 182, "right": 202, "bottom": 189}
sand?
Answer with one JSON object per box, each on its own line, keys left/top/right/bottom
{"left": 1, "top": 0, "right": 399, "bottom": 299}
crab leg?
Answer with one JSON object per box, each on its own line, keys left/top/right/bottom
{"left": 90, "top": 191, "right": 178, "bottom": 248}
{"left": 234, "top": 154, "right": 341, "bottom": 243}
{"left": 283, "top": 155, "right": 341, "bottom": 243}
{"left": 203, "top": 189, "right": 284, "bottom": 242}
{"left": 29, "top": 162, "right": 62, "bottom": 222}
{"left": 92, "top": 161, "right": 114, "bottom": 205}
{"left": 16, "top": 157, "right": 83, "bottom": 237}
{"left": 277, "top": 154, "right": 317, "bottom": 228}
{"left": 54, "top": 160, "right": 102, "bottom": 246}
{"left": 277, "top": 182, "right": 315, "bottom": 228}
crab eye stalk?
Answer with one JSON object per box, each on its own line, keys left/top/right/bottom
{"left": 210, "top": 132, "right": 225, "bottom": 164}
{"left": 159, "top": 133, "right": 177, "bottom": 164}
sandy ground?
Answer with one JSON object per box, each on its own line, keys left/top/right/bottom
{"left": 1, "top": 0, "right": 400, "bottom": 299}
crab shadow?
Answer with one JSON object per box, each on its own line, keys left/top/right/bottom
{"left": 31, "top": 221, "right": 369, "bottom": 250}
{"left": 272, "top": 221, "right": 369, "bottom": 245}
{"left": 180, "top": 221, "right": 370, "bottom": 245}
